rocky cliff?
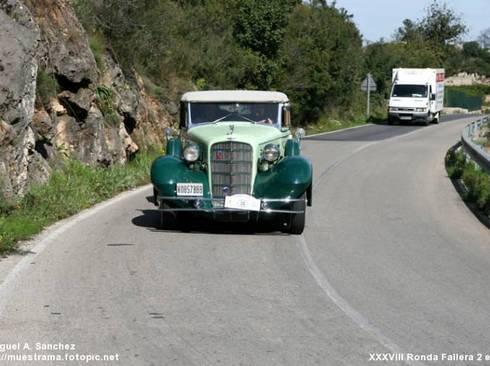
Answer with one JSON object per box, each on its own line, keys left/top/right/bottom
{"left": 0, "top": 0, "right": 172, "bottom": 199}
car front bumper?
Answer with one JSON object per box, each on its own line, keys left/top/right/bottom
{"left": 389, "top": 111, "right": 430, "bottom": 121}
{"left": 157, "top": 196, "right": 305, "bottom": 214}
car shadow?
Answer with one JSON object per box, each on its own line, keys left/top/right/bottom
{"left": 131, "top": 209, "right": 289, "bottom": 236}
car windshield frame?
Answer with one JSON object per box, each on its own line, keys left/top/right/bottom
{"left": 188, "top": 102, "right": 281, "bottom": 128}
{"left": 392, "top": 84, "right": 428, "bottom": 98}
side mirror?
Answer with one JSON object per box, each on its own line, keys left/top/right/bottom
{"left": 295, "top": 128, "right": 305, "bottom": 140}
{"left": 282, "top": 103, "right": 291, "bottom": 128}
{"left": 165, "top": 127, "right": 173, "bottom": 141}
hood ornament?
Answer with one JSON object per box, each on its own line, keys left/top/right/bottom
{"left": 227, "top": 124, "right": 235, "bottom": 135}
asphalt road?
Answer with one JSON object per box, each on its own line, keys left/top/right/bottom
{"left": 0, "top": 116, "right": 489, "bottom": 365}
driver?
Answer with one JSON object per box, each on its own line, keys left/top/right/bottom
{"left": 254, "top": 105, "right": 273, "bottom": 124}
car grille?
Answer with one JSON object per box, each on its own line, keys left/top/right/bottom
{"left": 210, "top": 142, "right": 253, "bottom": 198}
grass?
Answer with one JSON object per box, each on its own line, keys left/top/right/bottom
{"left": 0, "top": 150, "right": 161, "bottom": 254}
{"left": 36, "top": 68, "right": 59, "bottom": 107}
{"left": 89, "top": 32, "right": 107, "bottom": 71}
{"left": 95, "top": 84, "right": 119, "bottom": 126}
{"left": 305, "top": 117, "right": 367, "bottom": 135}
{"left": 446, "top": 148, "right": 490, "bottom": 218}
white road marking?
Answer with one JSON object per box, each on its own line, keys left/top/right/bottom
{"left": 0, "top": 185, "right": 152, "bottom": 317}
{"left": 297, "top": 235, "right": 425, "bottom": 366}
{"left": 295, "top": 120, "right": 479, "bottom": 365}
{"left": 305, "top": 123, "right": 374, "bottom": 138}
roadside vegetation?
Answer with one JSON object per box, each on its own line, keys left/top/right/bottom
{"left": 72, "top": 0, "right": 488, "bottom": 130}
{"left": 0, "top": 150, "right": 160, "bottom": 254}
{"left": 446, "top": 148, "right": 490, "bottom": 219}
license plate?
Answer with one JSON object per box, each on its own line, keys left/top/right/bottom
{"left": 176, "top": 183, "right": 203, "bottom": 197}
{"left": 225, "top": 194, "right": 261, "bottom": 211}
{"left": 400, "top": 115, "right": 412, "bottom": 120}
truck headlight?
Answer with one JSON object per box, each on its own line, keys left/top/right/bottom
{"left": 262, "top": 144, "right": 280, "bottom": 162}
{"left": 389, "top": 107, "right": 398, "bottom": 112}
{"left": 183, "top": 144, "right": 200, "bottom": 162}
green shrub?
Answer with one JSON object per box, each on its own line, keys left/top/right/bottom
{"left": 446, "top": 147, "right": 490, "bottom": 216}
{"left": 95, "top": 85, "right": 119, "bottom": 126}
{"left": 89, "top": 32, "right": 107, "bottom": 71}
{"left": 36, "top": 68, "right": 59, "bottom": 107}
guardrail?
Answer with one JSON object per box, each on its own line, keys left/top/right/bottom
{"left": 461, "top": 115, "right": 490, "bottom": 173}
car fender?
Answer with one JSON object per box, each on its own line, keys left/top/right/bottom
{"left": 151, "top": 155, "right": 210, "bottom": 198}
{"left": 253, "top": 156, "right": 312, "bottom": 200}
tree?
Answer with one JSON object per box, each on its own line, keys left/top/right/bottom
{"left": 419, "top": 1, "right": 467, "bottom": 47}
{"left": 278, "top": 3, "right": 363, "bottom": 123}
{"left": 479, "top": 28, "right": 490, "bottom": 49}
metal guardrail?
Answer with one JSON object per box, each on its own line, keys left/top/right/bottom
{"left": 461, "top": 115, "right": 490, "bottom": 173}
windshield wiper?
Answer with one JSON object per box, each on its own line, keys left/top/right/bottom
{"left": 210, "top": 113, "right": 233, "bottom": 124}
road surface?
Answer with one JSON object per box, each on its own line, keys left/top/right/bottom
{"left": 0, "top": 116, "right": 488, "bottom": 365}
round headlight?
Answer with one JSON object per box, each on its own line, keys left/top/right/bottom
{"left": 183, "top": 144, "right": 200, "bottom": 162}
{"left": 262, "top": 144, "right": 280, "bottom": 162}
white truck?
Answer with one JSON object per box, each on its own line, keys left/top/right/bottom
{"left": 388, "top": 68, "right": 445, "bottom": 125}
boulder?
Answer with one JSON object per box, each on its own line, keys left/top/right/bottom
{"left": 0, "top": 0, "right": 40, "bottom": 129}
{"left": 31, "top": 108, "right": 53, "bottom": 139}
{"left": 0, "top": 127, "right": 51, "bottom": 198}
{"left": 58, "top": 88, "right": 94, "bottom": 121}
{"left": 23, "top": 0, "right": 97, "bottom": 86}
{"left": 0, "top": 119, "right": 16, "bottom": 145}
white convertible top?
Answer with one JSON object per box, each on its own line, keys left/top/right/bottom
{"left": 181, "top": 90, "right": 289, "bottom": 103}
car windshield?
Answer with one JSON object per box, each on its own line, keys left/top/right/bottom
{"left": 392, "top": 84, "right": 428, "bottom": 98}
{"left": 189, "top": 103, "right": 279, "bottom": 125}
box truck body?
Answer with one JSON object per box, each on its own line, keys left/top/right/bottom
{"left": 389, "top": 68, "right": 445, "bottom": 124}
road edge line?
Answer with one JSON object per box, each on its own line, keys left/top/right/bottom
{"left": 0, "top": 184, "right": 152, "bottom": 316}
{"left": 305, "top": 123, "right": 374, "bottom": 138}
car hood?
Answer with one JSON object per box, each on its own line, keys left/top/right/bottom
{"left": 187, "top": 122, "right": 290, "bottom": 148}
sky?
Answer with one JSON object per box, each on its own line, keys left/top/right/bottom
{"left": 333, "top": 0, "right": 488, "bottom": 43}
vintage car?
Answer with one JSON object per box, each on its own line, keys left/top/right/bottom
{"left": 150, "top": 90, "right": 312, "bottom": 234}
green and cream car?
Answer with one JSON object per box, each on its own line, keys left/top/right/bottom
{"left": 150, "top": 90, "right": 312, "bottom": 234}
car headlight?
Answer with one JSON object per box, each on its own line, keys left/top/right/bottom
{"left": 390, "top": 107, "right": 398, "bottom": 112}
{"left": 183, "top": 144, "right": 200, "bottom": 162}
{"left": 262, "top": 144, "right": 280, "bottom": 162}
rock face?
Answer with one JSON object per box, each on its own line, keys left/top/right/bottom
{"left": 445, "top": 72, "right": 490, "bottom": 86}
{"left": 0, "top": 0, "right": 171, "bottom": 199}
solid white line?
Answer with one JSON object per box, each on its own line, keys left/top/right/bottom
{"left": 295, "top": 117, "right": 480, "bottom": 365}
{"left": 296, "top": 235, "right": 425, "bottom": 366}
{"left": 305, "top": 123, "right": 374, "bottom": 138}
{"left": 0, "top": 184, "right": 152, "bottom": 316}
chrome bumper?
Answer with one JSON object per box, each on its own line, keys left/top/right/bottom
{"left": 157, "top": 196, "right": 305, "bottom": 214}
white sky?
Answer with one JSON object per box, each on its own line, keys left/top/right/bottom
{"left": 333, "top": 0, "right": 488, "bottom": 42}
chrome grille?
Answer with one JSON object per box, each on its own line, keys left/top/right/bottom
{"left": 210, "top": 142, "right": 253, "bottom": 198}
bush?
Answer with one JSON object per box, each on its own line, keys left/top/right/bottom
{"left": 95, "top": 85, "right": 119, "bottom": 125}
{"left": 446, "top": 148, "right": 490, "bottom": 216}
{"left": 36, "top": 68, "right": 59, "bottom": 107}
{"left": 89, "top": 32, "right": 107, "bottom": 71}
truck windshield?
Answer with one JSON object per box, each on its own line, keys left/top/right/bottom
{"left": 392, "top": 85, "right": 428, "bottom": 98}
{"left": 189, "top": 103, "right": 279, "bottom": 126}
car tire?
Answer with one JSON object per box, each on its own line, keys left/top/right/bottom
{"left": 159, "top": 201, "right": 177, "bottom": 230}
{"left": 288, "top": 193, "right": 306, "bottom": 235}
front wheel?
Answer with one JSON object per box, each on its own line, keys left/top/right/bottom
{"left": 433, "top": 112, "right": 440, "bottom": 124}
{"left": 286, "top": 194, "right": 306, "bottom": 235}
{"left": 159, "top": 201, "right": 177, "bottom": 230}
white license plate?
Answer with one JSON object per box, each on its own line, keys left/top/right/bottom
{"left": 176, "top": 183, "right": 203, "bottom": 197}
{"left": 225, "top": 194, "right": 261, "bottom": 211}
{"left": 400, "top": 115, "right": 412, "bottom": 120}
